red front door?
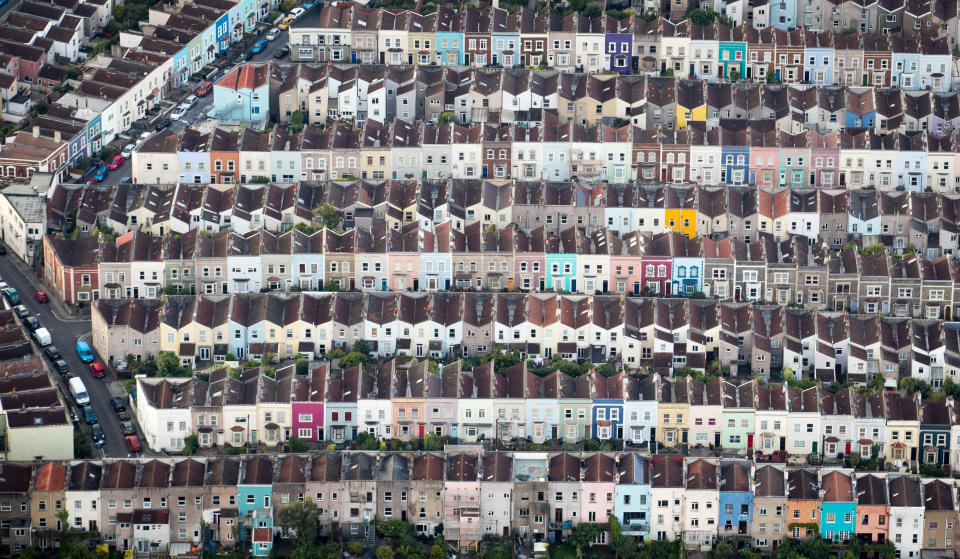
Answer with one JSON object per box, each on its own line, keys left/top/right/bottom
{"left": 419, "top": 425, "right": 424, "bottom": 438}
{"left": 747, "top": 434, "right": 754, "bottom": 448}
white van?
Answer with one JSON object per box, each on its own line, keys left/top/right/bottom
{"left": 33, "top": 327, "right": 52, "bottom": 347}
{"left": 68, "top": 376, "right": 90, "bottom": 406}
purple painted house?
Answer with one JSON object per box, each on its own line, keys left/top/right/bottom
{"left": 292, "top": 365, "right": 326, "bottom": 441}
{"left": 932, "top": 91, "right": 960, "bottom": 137}
{"left": 605, "top": 14, "right": 633, "bottom": 73}
{"left": 810, "top": 130, "right": 840, "bottom": 188}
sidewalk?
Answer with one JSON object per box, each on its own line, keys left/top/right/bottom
{"left": 4, "top": 252, "right": 90, "bottom": 323}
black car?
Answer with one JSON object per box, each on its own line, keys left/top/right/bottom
{"left": 111, "top": 397, "right": 126, "bottom": 412}
{"left": 155, "top": 118, "right": 172, "bottom": 131}
{"left": 236, "top": 51, "right": 251, "bottom": 63}
{"left": 44, "top": 345, "right": 61, "bottom": 361}
{"left": 92, "top": 424, "right": 105, "bottom": 447}
{"left": 52, "top": 359, "right": 68, "bottom": 375}
{"left": 23, "top": 316, "right": 39, "bottom": 331}
{"left": 0, "top": 245, "right": 7, "bottom": 255}
{"left": 273, "top": 46, "right": 290, "bottom": 59}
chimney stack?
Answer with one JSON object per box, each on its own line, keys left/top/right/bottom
{"left": 54, "top": 131, "right": 61, "bottom": 143}
{"left": 32, "top": 126, "right": 39, "bottom": 138}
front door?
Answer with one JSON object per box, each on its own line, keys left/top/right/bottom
{"left": 811, "top": 441, "right": 818, "bottom": 453}
{"left": 747, "top": 434, "right": 754, "bottom": 448}
{"left": 418, "top": 425, "right": 424, "bottom": 438}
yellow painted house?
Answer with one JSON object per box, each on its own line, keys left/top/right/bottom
{"left": 663, "top": 186, "right": 698, "bottom": 238}
{"left": 657, "top": 376, "right": 691, "bottom": 447}
{"left": 675, "top": 80, "right": 706, "bottom": 129}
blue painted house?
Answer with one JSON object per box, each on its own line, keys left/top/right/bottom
{"left": 845, "top": 89, "right": 876, "bottom": 128}
{"left": 671, "top": 255, "right": 703, "bottom": 296}
{"left": 419, "top": 226, "right": 452, "bottom": 291}
{"left": 718, "top": 462, "right": 754, "bottom": 537}
{"left": 919, "top": 400, "right": 952, "bottom": 468}
{"left": 490, "top": 7, "right": 519, "bottom": 67}
{"left": 291, "top": 230, "right": 325, "bottom": 290}
{"left": 720, "top": 128, "right": 750, "bottom": 185}
{"left": 891, "top": 37, "right": 953, "bottom": 93}
{"left": 215, "top": 13, "right": 231, "bottom": 53}
{"left": 212, "top": 64, "right": 270, "bottom": 123}
{"left": 770, "top": 0, "right": 796, "bottom": 30}
{"left": 227, "top": 293, "right": 266, "bottom": 360}
{"left": 592, "top": 371, "right": 625, "bottom": 439}
{"left": 524, "top": 371, "right": 560, "bottom": 443}
{"left": 604, "top": 15, "right": 632, "bottom": 74}
{"left": 173, "top": 48, "right": 190, "bottom": 87}
{"left": 238, "top": 456, "right": 274, "bottom": 557}
{"left": 615, "top": 454, "right": 651, "bottom": 539}
{"left": 820, "top": 470, "right": 856, "bottom": 543}
{"left": 324, "top": 364, "right": 361, "bottom": 442}
{"left": 436, "top": 6, "right": 463, "bottom": 65}
{"left": 178, "top": 128, "right": 212, "bottom": 184}
{"left": 804, "top": 37, "right": 834, "bottom": 85}
{"left": 85, "top": 114, "right": 102, "bottom": 158}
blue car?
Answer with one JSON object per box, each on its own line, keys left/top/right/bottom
{"left": 82, "top": 405, "right": 98, "bottom": 425}
{"left": 303, "top": 0, "right": 316, "bottom": 8}
{"left": 251, "top": 39, "right": 267, "bottom": 54}
{"left": 92, "top": 164, "right": 108, "bottom": 182}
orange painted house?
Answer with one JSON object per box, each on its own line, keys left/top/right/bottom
{"left": 210, "top": 129, "right": 240, "bottom": 184}
{"left": 855, "top": 474, "right": 890, "bottom": 544}
{"left": 787, "top": 469, "right": 820, "bottom": 540}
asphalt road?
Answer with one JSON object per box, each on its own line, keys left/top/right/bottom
{"left": 100, "top": 26, "right": 289, "bottom": 187}
{"left": 0, "top": 250, "right": 134, "bottom": 458}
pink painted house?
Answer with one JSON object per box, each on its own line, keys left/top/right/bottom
{"left": 444, "top": 453, "right": 482, "bottom": 547}
{"left": 750, "top": 143, "right": 780, "bottom": 188}
{"left": 291, "top": 365, "right": 326, "bottom": 441}
{"left": 639, "top": 233, "right": 674, "bottom": 295}
{"left": 388, "top": 223, "right": 421, "bottom": 291}
{"left": 580, "top": 453, "right": 617, "bottom": 525}
{"left": 515, "top": 226, "right": 546, "bottom": 292}
{"left": 610, "top": 231, "right": 645, "bottom": 296}
{"left": 810, "top": 130, "right": 840, "bottom": 188}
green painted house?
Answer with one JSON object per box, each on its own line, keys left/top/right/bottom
{"left": 721, "top": 380, "right": 757, "bottom": 451}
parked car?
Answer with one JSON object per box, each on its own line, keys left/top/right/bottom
{"left": 0, "top": 245, "right": 6, "bottom": 255}
{"left": 121, "top": 144, "right": 134, "bottom": 158}
{"left": 69, "top": 408, "right": 79, "bottom": 427}
{"left": 121, "top": 420, "right": 135, "bottom": 435}
{"left": 111, "top": 396, "right": 126, "bottom": 412}
{"left": 288, "top": 7, "right": 305, "bottom": 19}
{"left": 154, "top": 118, "right": 172, "bottom": 131}
{"left": 277, "top": 16, "right": 293, "bottom": 30}
{"left": 196, "top": 81, "right": 213, "bottom": 96}
{"left": 82, "top": 405, "right": 98, "bottom": 425}
{"left": 76, "top": 341, "right": 94, "bottom": 363}
{"left": 136, "top": 131, "right": 151, "bottom": 146}
{"left": 91, "top": 165, "right": 109, "bottom": 183}
{"left": 52, "top": 359, "right": 68, "bottom": 375}
{"left": 303, "top": 0, "right": 316, "bottom": 9}
{"left": 12, "top": 305, "right": 28, "bottom": 318}
{"left": 265, "top": 28, "right": 281, "bottom": 41}
{"left": 44, "top": 345, "right": 61, "bottom": 361}
{"left": 183, "top": 94, "right": 198, "bottom": 109}
{"left": 90, "top": 362, "right": 107, "bottom": 378}
{"left": 107, "top": 154, "right": 125, "bottom": 170}
{"left": 170, "top": 105, "right": 188, "bottom": 121}
{"left": 23, "top": 316, "right": 39, "bottom": 331}
{"left": 236, "top": 51, "right": 250, "bottom": 63}
{"left": 273, "top": 46, "right": 290, "bottom": 59}
{"left": 34, "top": 291, "right": 49, "bottom": 303}
{"left": 92, "top": 424, "right": 105, "bottom": 447}
{"left": 125, "top": 435, "right": 142, "bottom": 452}
{"left": 251, "top": 39, "right": 268, "bottom": 54}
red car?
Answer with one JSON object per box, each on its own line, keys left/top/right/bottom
{"left": 34, "top": 292, "right": 49, "bottom": 303}
{"left": 107, "top": 154, "right": 125, "bottom": 170}
{"left": 125, "top": 435, "right": 142, "bottom": 453}
{"left": 90, "top": 362, "right": 106, "bottom": 378}
{"left": 196, "top": 81, "right": 213, "bottom": 96}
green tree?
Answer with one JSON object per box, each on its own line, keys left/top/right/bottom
{"left": 608, "top": 514, "right": 637, "bottom": 559}
{"left": 288, "top": 437, "right": 308, "bottom": 452}
{"left": 766, "top": 72, "right": 780, "bottom": 84}
{"left": 56, "top": 508, "right": 70, "bottom": 532}
{"left": 376, "top": 547, "right": 396, "bottom": 559}
{"left": 569, "top": 522, "right": 604, "bottom": 552}
{"left": 347, "top": 542, "right": 364, "bottom": 557}
{"left": 708, "top": 540, "right": 733, "bottom": 559}
{"left": 437, "top": 111, "right": 456, "bottom": 126}
{"left": 430, "top": 542, "right": 445, "bottom": 559}
{"left": 423, "top": 432, "right": 443, "bottom": 451}
{"left": 323, "top": 279, "right": 342, "bottom": 292}
{"left": 275, "top": 498, "right": 320, "bottom": 547}
{"left": 479, "top": 543, "right": 513, "bottom": 559}
{"left": 339, "top": 351, "right": 368, "bottom": 368}
{"left": 296, "top": 354, "right": 310, "bottom": 375}
{"left": 356, "top": 431, "right": 380, "bottom": 450}
{"left": 156, "top": 350, "right": 190, "bottom": 377}
{"left": 583, "top": 2, "right": 602, "bottom": 18}
{"left": 183, "top": 434, "right": 198, "bottom": 455}
{"left": 289, "top": 110, "right": 306, "bottom": 132}
{"left": 315, "top": 202, "right": 342, "bottom": 230}
{"left": 686, "top": 8, "right": 717, "bottom": 25}
{"left": 353, "top": 339, "right": 371, "bottom": 356}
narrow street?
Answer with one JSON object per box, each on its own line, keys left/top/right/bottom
{"left": 0, "top": 245, "right": 140, "bottom": 458}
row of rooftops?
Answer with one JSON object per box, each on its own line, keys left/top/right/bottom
{"left": 2, "top": 456, "right": 957, "bottom": 508}
{"left": 294, "top": 5, "right": 951, "bottom": 53}
{"left": 140, "top": 120, "right": 960, "bottom": 154}
{"left": 43, "top": 181, "right": 960, "bottom": 235}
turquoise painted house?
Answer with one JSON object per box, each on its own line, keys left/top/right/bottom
{"left": 820, "top": 470, "right": 856, "bottom": 543}
{"left": 546, "top": 228, "right": 578, "bottom": 292}
{"left": 238, "top": 456, "right": 275, "bottom": 556}
{"left": 615, "top": 454, "right": 651, "bottom": 540}
{"left": 718, "top": 40, "right": 746, "bottom": 80}
{"left": 671, "top": 255, "right": 703, "bottom": 296}
{"left": 720, "top": 380, "right": 756, "bottom": 451}
{"left": 490, "top": 8, "right": 519, "bottom": 67}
